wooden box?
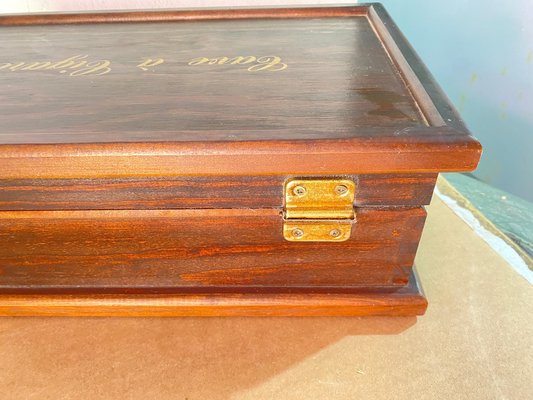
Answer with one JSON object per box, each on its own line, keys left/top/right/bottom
{"left": 0, "top": 4, "right": 481, "bottom": 316}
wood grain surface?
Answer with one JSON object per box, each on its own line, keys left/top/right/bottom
{"left": 0, "top": 13, "right": 422, "bottom": 142}
{"left": 0, "top": 174, "right": 437, "bottom": 210}
{"left": 0, "top": 5, "right": 482, "bottom": 178}
{"left": 0, "top": 269, "right": 427, "bottom": 317}
{"left": 0, "top": 5, "right": 477, "bottom": 317}
{"left": 0, "top": 207, "right": 426, "bottom": 291}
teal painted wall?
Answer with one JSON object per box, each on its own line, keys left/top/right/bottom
{"left": 380, "top": 0, "right": 533, "bottom": 201}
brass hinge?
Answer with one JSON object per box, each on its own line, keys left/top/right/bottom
{"left": 283, "top": 179, "right": 356, "bottom": 242}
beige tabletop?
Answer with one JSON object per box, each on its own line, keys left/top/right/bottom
{"left": 1, "top": 195, "right": 532, "bottom": 400}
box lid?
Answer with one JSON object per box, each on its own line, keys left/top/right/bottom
{"left": 0, "top": 4, "right": 481, "bottom": 179}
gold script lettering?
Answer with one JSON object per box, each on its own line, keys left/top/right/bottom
{"left": 229, "top": 56, "right": 256, "bottom": 65}
{"left": 0, "top": 54, "right": 288, "bottom": 76}
{"left": 137, "top": 58, "right": 165, "bottom": 71}
{"left": 187, "top": 55, "right": 287, "bottom": 72}
{"left": 21, "top": 61, "right": 53, "bottom": 70}
{"left": 188, "top": 57, "right": 210, "bottom": 65}
{"left": 0, "top": 62, "right": 25, "bottom": 71}
{"left": 208, "top": 57, "right": 229, "bottom": 65}
{"left": 0, "top": 55, "right": 112, "bottom": 76}
{"left": 69, "top": 60, "right": 111, "bottom": 76}
{"left": 46, "top": 55, "right": 89, "bottom": 70}
{"left": 247, "top": 56, "right": 288, "bottom": 72}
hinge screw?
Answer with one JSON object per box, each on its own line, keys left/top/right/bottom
{"left": 293, "top": 185, "right": 307, "bottom": 197}
{"left": 335, "top": 185, "right": 349, "bottom": 196}
{"left": 329, "top": 229, "right": 341, "bottom": 238}
{"left": 292, "top": 228, "right": 305, "bottom": 238}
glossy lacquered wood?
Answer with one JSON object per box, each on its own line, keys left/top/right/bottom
{"left": 0, "top": 10, "right": 423, "bottom": 143}
{"left": 0, "top": 136, "right": 481, "bottom": 179}
{"left": 0, "top": 4, "right": 479, "bottom": 317}
{"left": 0, "top": 174, "right": 437, "bottom": 210}
{"left": 0, "top": 5, "right": 481, "bottom": 179}
{"left": 0, "top": 5, "right": 368, "bottom": 26}
{"left": 0, "top": 270, "right": 427, "bottom": 317}
{"left": 0, "top": 207, "right": 425, "bottom": 290}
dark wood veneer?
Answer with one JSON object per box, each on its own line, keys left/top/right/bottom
{"left": 0, "top": 207, "right": 425, "bottom": 290}
{"left": 0, "top": 4, "right": 481, "bottom": 316}
{"left": 0, "top": 174, "right": 437, "bottom": 210}
{"left": 0, "top": 270, "right": 427, "bottom": 317}
{"left": 0, "top": 5, "right": 481, "bottom": 178}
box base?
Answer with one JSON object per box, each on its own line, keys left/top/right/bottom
{"left": 0, "top": 270, "right": 427, "bottom": 317}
